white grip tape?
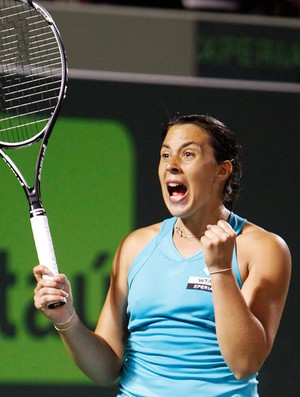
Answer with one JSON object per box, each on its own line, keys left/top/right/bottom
{"left": 30, "top": 215, "right": 58, "bottom": 278}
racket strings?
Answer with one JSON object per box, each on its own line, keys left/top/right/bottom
{"left": 0, "top": 0, "right": 64, "bottom": 145}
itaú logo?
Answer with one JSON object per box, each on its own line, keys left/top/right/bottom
{"left": 0, "top": 250, "right": 110, "bottom": 337}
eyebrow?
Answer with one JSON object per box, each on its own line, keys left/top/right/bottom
{"left": 161, "top": 141, "right": 202, "bottom": 150}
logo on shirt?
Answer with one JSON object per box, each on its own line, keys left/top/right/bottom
{"left": 186, "top": 276, "right": 212, "bottom": 292}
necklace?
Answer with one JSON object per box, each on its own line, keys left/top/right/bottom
{"left": 174, "top": 226, "right": 205, "bottom": 239}
{"left": 174, "top": 209, "right": 228, "bottom": 240}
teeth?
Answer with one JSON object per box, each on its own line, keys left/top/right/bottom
{"left": 167, "top": 182, "right": 187, "bottom": 197}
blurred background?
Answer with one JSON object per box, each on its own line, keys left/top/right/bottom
{"left": 47, "top": 0, "right": 300, "bottom": 18}
{"left": 0, "top": 1, "right": 299, "bottom": 396}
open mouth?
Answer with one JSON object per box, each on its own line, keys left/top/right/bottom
{"left": 167, "top": 183, "right": 187, "bottom": 200}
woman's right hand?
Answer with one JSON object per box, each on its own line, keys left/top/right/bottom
{"left": 33, "top": 264, "right": 75, "bottom": 324}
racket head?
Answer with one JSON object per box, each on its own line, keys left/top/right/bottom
{"left": 0, "top": 0, "right": 67, "bottom": 148}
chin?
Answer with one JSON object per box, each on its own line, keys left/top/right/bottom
{"left": 165, "top": 203, "right": 189, "bottom": 218}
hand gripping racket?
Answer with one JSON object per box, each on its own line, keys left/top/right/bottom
{"left": 0, "top": 0, "right": 67, "bottom": 308}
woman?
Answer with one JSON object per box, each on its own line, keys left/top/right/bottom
{"left": 33, "top": 114, "right": 291, "bottom": 396}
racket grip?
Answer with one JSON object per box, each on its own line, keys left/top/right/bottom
{"left": 30, "top": 214, "right": 65, "bottom": 309}
{"left": 30, "top": 214, "right": 58, "bottom": 277}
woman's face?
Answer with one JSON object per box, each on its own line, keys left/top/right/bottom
{"left": 158, "top": 123, "right": 225, "bottom": 219}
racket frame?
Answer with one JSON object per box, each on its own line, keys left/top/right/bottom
{"left": 0, "top": 0, "right": 68, "bottom": 308}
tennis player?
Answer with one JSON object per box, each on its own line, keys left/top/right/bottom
{"left": 33, "top": 114, "right": 291, "bottom": 397}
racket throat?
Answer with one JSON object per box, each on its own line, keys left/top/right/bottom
{"left": 28, "top": 192, "right": 46, "bottom": 218}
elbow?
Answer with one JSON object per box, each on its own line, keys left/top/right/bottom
{"left": 85, "top": 367, "right": 121, "bottom": 387}
{"left": 96, "top": 375, "right": 120, "bottom": 388}
{"left": 226, "top": 338, "right": 273, "bottom": 380}
{"left": 229, "top": 356, "right": 266, "bottom": 380}
{"left": 232, "top": 369, "right": 258, "bottom": 381}
{"left": 232, "top": 365, "right": 260, "bottom": 381}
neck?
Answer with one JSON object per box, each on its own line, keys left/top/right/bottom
{"left": 175, "top": 206, "right": 230, "bottom": 239}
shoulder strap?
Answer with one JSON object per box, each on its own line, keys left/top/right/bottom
{"left": 128, "top": 217, "right": 176, "bottom": 286}
{"left": 228, "top": 212, "right": 247, "bottom": 288}
{"left": 229, "top": 212, "right": 247, "bottom": 235}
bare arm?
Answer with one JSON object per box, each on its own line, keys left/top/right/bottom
{"left": 202, "top": 220, "right": 291, "bottom": 379}
{"left": 33, "top": 224, "right": 160, "bottom": 385}
{"left": 33, "top": 238, "right": 130, "bottom": 385}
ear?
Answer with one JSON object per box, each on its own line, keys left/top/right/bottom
{"left": 216, "top": 160, "right": 233, "bottom": 181}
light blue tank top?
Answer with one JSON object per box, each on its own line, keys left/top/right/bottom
{"left": 118, "top": 212, "right": 258, "bottom": 397}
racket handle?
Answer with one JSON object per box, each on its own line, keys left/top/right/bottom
{"left": 30, "top": 214, "right": 58, "bottom": 276}
{"left": 30, "top": 213, "right": 65, "bottom": 309}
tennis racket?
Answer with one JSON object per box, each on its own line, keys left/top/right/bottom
{"left": 0, "top": 0, "right": 67, "bottom": 308}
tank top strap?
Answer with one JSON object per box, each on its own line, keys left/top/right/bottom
{"left": 228, "top": 211, "right": 247, "bottom": 235}
{"left": 228, "top": 212, "right": 247, "bottom": 288}
{"left": 128, "top": 217, "right": 176, "bottom": 286}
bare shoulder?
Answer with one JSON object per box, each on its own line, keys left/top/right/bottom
{"left": 239, "top": 221, "right": 290, "bottom": 254}
{"left": 115, "top": 222, "right": 163, "bottom": 274}
{"left": 237, "top": 221, "right": 291, "bottom": 279}
{"left": 125, "top": 222, "right": 162, "bottom": 247}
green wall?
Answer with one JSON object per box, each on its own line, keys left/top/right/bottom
{"left": 0, "top": 118, "right": 134, "bottom": 384}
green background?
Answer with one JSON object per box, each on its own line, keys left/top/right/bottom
{"left": 0, "top": 117, "right": 134, "bottom": 383}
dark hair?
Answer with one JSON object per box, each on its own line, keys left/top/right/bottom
{"left": 161, "top": 114, "right": 242, "bottom": 210}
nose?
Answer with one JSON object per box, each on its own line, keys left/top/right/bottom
{"left": 166, "top": 157, "right": 181, "bottom": 173}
